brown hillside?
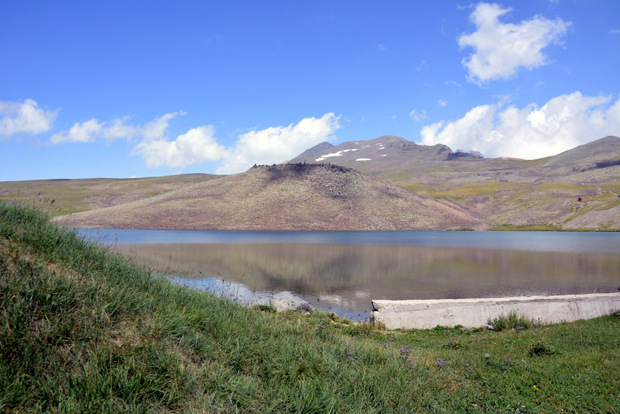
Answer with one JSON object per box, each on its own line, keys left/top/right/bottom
{"left": 55, "top": 164, "right": 482, "bottom": 230}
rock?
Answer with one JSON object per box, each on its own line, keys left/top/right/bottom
{"left": 270, "top": 291, "right": 314, "bottom": 312}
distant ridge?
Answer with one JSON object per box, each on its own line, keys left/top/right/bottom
{"left": 543, "top": 136, "right": 620, "bottom": 167}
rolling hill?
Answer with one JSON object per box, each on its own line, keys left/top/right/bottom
{"left": 53, "top": 163, "right": 482, "bottom": 230}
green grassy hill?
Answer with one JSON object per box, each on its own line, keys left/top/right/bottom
{"left": 1, "top": 202, "right": 619, "bottom": 412}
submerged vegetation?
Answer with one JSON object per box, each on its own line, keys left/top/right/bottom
{"left": 1, "top": 202, "right": 619, "bottom": 413}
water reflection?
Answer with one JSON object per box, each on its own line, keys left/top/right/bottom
{"left": 114, "top": 242, "right": 620, "bottom": 318}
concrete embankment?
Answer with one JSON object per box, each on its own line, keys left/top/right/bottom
{"left": 371, "top": 293, "right": 620, "bottom": 330}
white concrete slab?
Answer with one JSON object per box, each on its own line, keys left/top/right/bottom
{"left": 371, "top": 293, "right": 620, "bottom": 330}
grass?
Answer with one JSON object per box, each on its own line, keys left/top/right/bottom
{"left": 489, "top": 223, "right": 620, "bottom": 232}
{"left": 488, "top": 312, "right": 538, "bottom": 331}
{"left": 431, "top": 181, "right": 522, "bottom": 199}
{"left": 1, "top": 202, "right": 619, "bottom": 413}
{"left": 0, "top": 174, "right": 218, "bottom": 217}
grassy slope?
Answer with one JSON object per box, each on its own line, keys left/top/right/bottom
{"left": 1, "top": 203, "right": 619, "bottom": 413}
{"left": 0, "top": 174, "right": 220, "bottom": 217}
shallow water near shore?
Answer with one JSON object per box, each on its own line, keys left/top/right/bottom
{"left": 79, "top": 229, "right": 620, "bottom": 320}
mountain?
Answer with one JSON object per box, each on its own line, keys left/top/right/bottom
{"left": 289, "top": 135, "right": 620, "bottom": 185}
{"left": 288, "top": 135, "right": 620, "bottom": 230}
{"left": 289, "top": 135, "right": 482, "bottom": 173}
{"left": 3, "top": 136, "right": 619, "bottom": 230}
{"left": 54, "top": 163, "right": 482, "bottom": 231}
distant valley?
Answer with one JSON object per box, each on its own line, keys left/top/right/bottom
{"left": 2, "top": 135, "right": 619, "bottom": 230}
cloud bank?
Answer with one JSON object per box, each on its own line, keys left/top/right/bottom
{"left": 420, "top": 92, "right": 620, "bottom": 159}
{"left": 50, "top": 112, "right": 340, "bottom": 174}
{"left": 0, "top": 99, "right": 58, "bottom": 139}
{"left": 50, "top": 112, "right": 187, "bottom": 144}
{"left": 459, "top": 3, "right": 570, "bottom": 83}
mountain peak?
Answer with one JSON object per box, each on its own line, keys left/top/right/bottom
{"left": 294, "top": 141, "right": 334, "bottom": 160}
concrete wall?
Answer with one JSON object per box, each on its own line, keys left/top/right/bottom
{"left": 371, "top": 293, "right": 620, "bottom": 330}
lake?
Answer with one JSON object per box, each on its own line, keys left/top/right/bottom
{"left": 79, "top": 229, "right": 620, "bottom": 320}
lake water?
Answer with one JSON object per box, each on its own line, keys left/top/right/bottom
{"left": 79, "top": 229, "right": 620, "bottom": 320}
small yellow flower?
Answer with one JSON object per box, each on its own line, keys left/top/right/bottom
{"left": 533, "top": 385, "right": 539, "bottom": 390}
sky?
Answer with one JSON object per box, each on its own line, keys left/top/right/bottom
{"left": 1, "top": 0, "right": 619, "bottom": 181}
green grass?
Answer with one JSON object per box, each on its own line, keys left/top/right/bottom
{"left": 488, "top": 312, "right": 538, "bottom": 331}
{"left": 432, "top": 181, "right": 523, "bottom": 199}
{"left": 1, "top": 202, "right": 619, "bottom": 413}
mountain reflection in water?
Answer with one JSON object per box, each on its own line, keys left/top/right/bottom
{"left": 113, "top": 242, "right": 620, "bottom": 319}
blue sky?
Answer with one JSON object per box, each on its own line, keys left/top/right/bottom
{"left": 1, "top": 0, "right": 619, "bottom": 181}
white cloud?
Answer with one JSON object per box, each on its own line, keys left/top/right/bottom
{"left": 51, "top": 119, "right": 105, "bottom": 143}
{"left": 103, "top": 116, "right": 139, "bottom": 140}
{"left": 459, "top": 3, "right": 570, "bottom": 83}
{"left": 132, "top": 125, "right": 229, "bottom": 168}
{"left": 216, "top": 113, "right": 340, "bottom": 174}
{"left": 438, "top": 100, "right": 447, "bottom": 107}
{"left": 0, "top": 99, "right": 58, "bottom": 139}
{"left": 50, "top": 112, "right": 184, "bottom": 144}
{"left": 142, "top": 112, "right": 185, "bottom": 140}
{"left": 410, "top": 109, "right": 427, "bottom": 122}
{"left": 420, "top": 91, "right": 620, "bottom": 159}
{"left": 49, "top": 110, "right": 340, "bottom": 173}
